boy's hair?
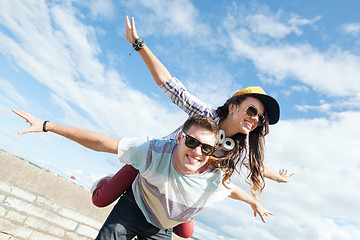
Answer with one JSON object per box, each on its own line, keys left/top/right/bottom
{"left": 182, "top": 115, "right": 219, "bottom": 140}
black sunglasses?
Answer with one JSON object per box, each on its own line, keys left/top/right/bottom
{"left": 246, "top": 106, "right": 266, "bottom": 126}
{"left": 181, "top": 132, "right": 216, "bottom": 156}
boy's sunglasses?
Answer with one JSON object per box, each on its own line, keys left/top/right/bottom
{"left": 181, "top": 132, "right": 216, "bottom": 156}
{"left": 246, "top": 106, "right": 266, "bottom": 126}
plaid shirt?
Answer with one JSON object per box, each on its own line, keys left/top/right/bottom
{"left": 159, "top": 77, "right": 220, "bottom": 140}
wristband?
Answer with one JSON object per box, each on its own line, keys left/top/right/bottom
{"left": 43, "top": 121, "right": 49, "bottom": 132}
{"left": 133, "top": 38, "right": 145, "bottom": 51}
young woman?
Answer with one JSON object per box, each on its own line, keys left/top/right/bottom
{"left": 91, "top": 16, "right": 293, "bottom": 238}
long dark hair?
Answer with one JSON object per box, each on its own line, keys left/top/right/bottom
{"left": 209, "top": 94, "right": 269, "bottom": 197}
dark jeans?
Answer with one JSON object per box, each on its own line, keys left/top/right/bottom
{"left": 95, "top": 188, "right": 173, "bottom": 240}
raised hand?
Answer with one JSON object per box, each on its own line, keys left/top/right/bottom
{"left": 125, "top": 16, "right": 139, "bottom": 45}
{"left": 12, "top": 109, "right": 45, "bottom": 134}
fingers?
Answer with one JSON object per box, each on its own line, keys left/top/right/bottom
{"left": 279, "top": 169, "right": 287, "bottom": 176}
{"left": 257, "top": 209, "right": 273, "bottom": 223}
{"left": 131, "top": 17, "right": 135, "bottom": 30}
{"left": 13, "top": 109, "right": 33, "bottom": 124}
{"left": 13, "top": 109, "right": 44, "bottom": 134}
{"left": 13, "top": 109, "right": 31, "bottom": 135}
{"left": 126, "top": 15, "right": 130, "bottom": 28}
{"left": 257, "top": 211, "right": 266, "bottom": 223}
{"left": 125, "top": 16, "right": 139, "bottom": 44}
{"left": 279, "top": 169, "right": 294, "bottom": 178}
{"left": 13, "top": 109, "right": 30, "bottom": 120}
{"left": 265, "top": 210, "right": 274, "bottom": 216}
{"left": 18, "top": 128, "right": 31, "bottom": 135}
{"left": 288, "top": 173, "right": 295, "bottom": 180}
{"left": 125, "top": 16, "right": 136, "bottom": 31}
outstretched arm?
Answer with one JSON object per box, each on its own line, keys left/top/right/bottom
{"left": 13, "top": 109, "right": 120, "bottom": 154}
{"left": 263, "top": 164, "right": 294, "bottom": 183}
{"left": 126, "top": 16, "right": 172, "bottom": 86}
{"left": 228, "top": 184, "right": 273, "bottom": 223}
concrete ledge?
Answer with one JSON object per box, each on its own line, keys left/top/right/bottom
{"left": 0, "top": 150, "right": 113, "bottom": 222}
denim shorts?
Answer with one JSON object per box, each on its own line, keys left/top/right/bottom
{"left": 95, "top": 188, "right": 173, "bottom": 240}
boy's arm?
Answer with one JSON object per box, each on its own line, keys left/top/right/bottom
{"left": 228, "top": 184, "right": 273, "bottom": 223}
{"left": 13, "top": 109, "right": 120, "bottom": 154}
{"left": 126, "top": 16, "right": 172, "bottom": 86}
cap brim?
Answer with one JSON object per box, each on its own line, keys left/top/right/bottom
{"left": 250, "top": 93, "right": 280, "bottom": 125}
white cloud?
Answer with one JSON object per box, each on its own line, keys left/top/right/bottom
{"left": 184, "top": 64, "right": 238, "bottom": 108}
{"left": 288, "top": 13, "right": 321, "bottom": 26}
{"left": 247, "top": 13, "right": 295, "bottom": 38}
{"left": 290, "top": 85, "right": 309, "bottom": 93}
{"left": 123, "top": 0, "right": 210, "bottom": 37}
{"left": 267, "top": 112, "right": 360, "bottom": 218}
{"left": 226, "top": 6, "right": 321, "bottom": 40}
{"left": 295, "top": 103, "right": 331, "bottom": 112}
{"left": 246, "top": 12, "right": 320, "bottom": 39}
{"left": 0, "top": 0, "right": 185, "bottom": 138}
{"left": 228, "top": 34, "right": 360, "bottom": 99}
{"left": 0, "top": 78, "right": 28, "bottom": 106}
{"left": 86, "top": 0, "right": 115, "bottom": 20}
{"left": 50, "top": 93, "right": 99, "bottom": 131}
{"left": 218, "top": 8, "right": 360, "bottom": 104}
{"left": 342, "top": 22, "right": 360, "bottom": 36}
{"left": 281, "top": 84, "right": 310, "bottom": 97}
{"left": 51, "top": 4, "right": 105, "bottom": 85}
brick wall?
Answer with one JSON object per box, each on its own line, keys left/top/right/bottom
{"left": 0, "top": 181, "right": 102, "bottom": 239}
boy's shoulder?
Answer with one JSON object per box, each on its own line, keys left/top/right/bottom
{"left": 149, "top": 138, "right": 177, "bottom": 154}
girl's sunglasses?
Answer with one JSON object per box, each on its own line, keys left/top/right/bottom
{"left": 181, "top": 132, "right": 216, "bottom": 156}
{"left": 246, "top": 106, "right": 266, "bottom": 126}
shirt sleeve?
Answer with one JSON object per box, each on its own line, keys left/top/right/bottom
{"left": 159, "top": 77, "right": 217, "bottom": 118}
{"left": 117, "top": 137, "right": 151, "bottom": 172}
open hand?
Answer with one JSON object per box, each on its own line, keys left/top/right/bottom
{"left": 251, "top": 202, "right": 273, "bottom": 223}
{"left": 278, "top": 169, "right": 294, "bottom": 183}
{"left": 13, "top": 109, "right": 45, "bottom": 134}
{"left": 125, "top": 16, "right": 139, "bottom": 45}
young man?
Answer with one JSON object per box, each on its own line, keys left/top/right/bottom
{"left": 14, "top": 109, "right": 272, "bottom": 240}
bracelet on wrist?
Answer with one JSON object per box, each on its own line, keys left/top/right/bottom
{"left": 43, "top": 121, "right": 49, "bottom": 132}
{"left": 133, "top": 38, "right": 145, "bottom": 51}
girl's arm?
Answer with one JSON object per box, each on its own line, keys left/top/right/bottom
{"left": 126, "top": 16, "right": 214, "bottom": 119}
{"left": 229, "top": 184, "right": 273, "bottom": 223}
{"left": 126, "top": 16, "right": 171, "bottom": 86}
{"left": 263, "top": 165, "right": 294, "bottom": 183}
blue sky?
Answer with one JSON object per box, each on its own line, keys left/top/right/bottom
{"left": 1, "top": 0, "right": 360, "bottom": 239}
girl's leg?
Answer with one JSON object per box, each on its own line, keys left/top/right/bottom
{"left": 172, "top": 218, "right": 194, "bottom": 238}
{"left": 92, "top": 164, "right": 139, "bottom": 207}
